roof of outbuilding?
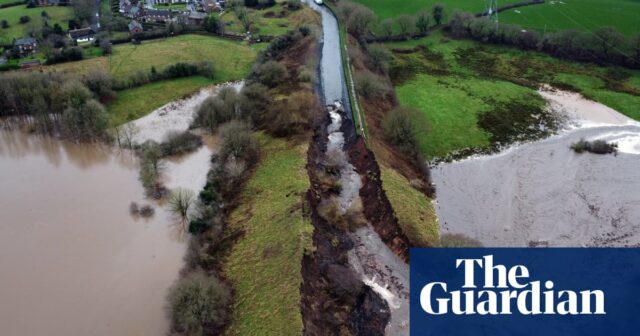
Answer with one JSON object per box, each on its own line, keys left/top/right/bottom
{"left": 14, "top": 37, "right": 37, "bottom": 46}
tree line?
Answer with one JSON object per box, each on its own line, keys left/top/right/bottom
{"left": 0, "top": 71, "right": 109, "bottom": 141}
{"left": 448, "top": 10, "right": 640, "bottom": 69}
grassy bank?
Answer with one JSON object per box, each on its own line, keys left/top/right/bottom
{"left": 0, "top": 5, "right": 74, "bottom": 44}
{"left": 224, "top": 134, "right": 312, "bottom": 336}
{"left": 387, "top": 32, "right": 640, "bottom": 159}
{"left": 47, "top": 34, "right": 257, "bottom": 81}
{"left": 106, "top": 76, "right": 213, "bottom": 126}
{"left": 380, "top": 165, "right": 438, "bottom": 247}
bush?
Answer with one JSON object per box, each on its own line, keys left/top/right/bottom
{"left": 219, "top": 120, "right": 258, "bottom": 164}
{"left": 160, "top": 131, "right": 203, "bottom": 156}
{"left": 440, "top": 233, "right": 483, "bottom": 247}
{"left": 383, "top": 107, "right": 420, "bottom": 155}
{"left": 82, "top": 70, "right": 114, "bottom": 101}
{"left": 571, "top": 139, "right": 618, "bottom": 155}
{"left": 1, "top": 20, "right": 8, "bottom": 29}
{"left": 355, "top": 71, "right": 387, "bottom": 99}
{"left": 366, "top": 44, "right": 391, "bottom": 73}
{"left": 263, "top": 91, "right": 313, "bottom": 136}
{"left": 255, "top": 60, "right": 288, "bottom": 87}
{"left": 238, "top": 83, "right": 271, "bottom": 124}
{"left": 286, "top": 0, "right": 301, "bottom": 10}
{"left": 19, "top": 16, "right": 31, "bottom": 24}
{"left": 194, "top": 95, "right": 236, "bottom": 132}
{"left": 167, "top": 271, "right": 232, "bottom": 335}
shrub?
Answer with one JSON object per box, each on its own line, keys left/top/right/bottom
{"left": 440, "top": 233, "right": 483, "bottom": 247}
{"left": 383, "top": 107, "right": 420, "bottom": 156}
{"left": 366, "top": 44, "right": 391, "bottom": 73}
{"left": 1, "top": 20, "right": 8, "bottom": 29}
{"left": 355, "top": 71, "right": 387, "bottom": 99}
{"left": 219, "top": 120, "right": 258, "bottom": 164}
{"left": 571, "top": 139, "right": 617, "bottom": 155}
{"left": 286, "top": 0, "right": 301, "bottom": 10}
{"left": 263, "top": 91, "right": 313, "bottom": 136}
{"left": 82, "top": 70, "right": 114, "bottom": 101}
{"left": 194, "top": 96, "right": 235, "bottom": 132}
{"left": 255, "top": 60, "right": 288, "bottom": 87}
{"left": 160, "top": 131, "right": 203, "bottom": 156}
{"left": 239, "top": 83, "right": 271, "bottom": 124}
{"left": 167, "top": 271, "right": 232, "bottom": 335}
{"left": 61, "top": 99, "right": 108, "bottom": 140}
{"left": 19, "top": 16, "right": 31, "bottom": 24}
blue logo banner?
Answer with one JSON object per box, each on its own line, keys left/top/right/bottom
{"left": 410, "top": 248, "right": 640, "bottom": 336}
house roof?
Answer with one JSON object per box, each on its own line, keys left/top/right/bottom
{"left": 69, "top": 28, "right": 95, "bottom": 39}
{"left": 145, "top": 9, "right": 172, "bottom": 17}
{"left": 14, "top": 37, "right": 37, "bottom": 46}
{"left": 128, "top": 20, "right": 143, "bottom": 31}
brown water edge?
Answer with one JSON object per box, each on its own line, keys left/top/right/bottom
{"left": 0, "top": 129, "right": 211, "bottom": 335}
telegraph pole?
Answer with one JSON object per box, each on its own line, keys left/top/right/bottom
{"left": 486, "top": 0, "right": 499, "bottom": 29}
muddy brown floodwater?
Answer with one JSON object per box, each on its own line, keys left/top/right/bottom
{"left": 0, "top": 83, "right": 233, "bottom": 335}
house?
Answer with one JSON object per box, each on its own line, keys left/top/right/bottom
{"left": 38, "top": 0, "right": 59, "bottom": 5}
{"left": 13, "top": 37, "right": 37, "bottom": 56}
{"left": 203, "top": 0, "right": 222, "bottom": 13}
{"left": 122, "top": 4, "right": 142, "bottom": 19}
{"left": 128, "top": 20, "right": 143, "bottom": 34}
{"left": 0, "top": 56, "right": 7, "bottom": 65}
{"left": 144, "top": 9, "right": 173, "bottom": 23}
{"left": 186, "top": 11, "right": 207, "bottom": 26}
{"left": 68, "top": 27, "right": 95, "bottom": 43}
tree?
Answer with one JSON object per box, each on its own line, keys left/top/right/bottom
{"left": 355, "top": 71, "right": 387, "bottom": 99}
{"left": 381, "top": 18, "right": 393, "bottom": 38}
{"left": 432, "top": 3, "right": 445, "bottom": 25}
{"left": 168, "top": 188, "right": 195, "bottom": 230}
{"left": 26, "top": 0, "right": 36, "bottom": 8}
{"left": 448, "top": 10, "right": 474, "bottom": 38}
{"left": 396, "top": 15, "right": 414, "bottom": 36}
{"left": 366, "top": 44, "right": 391, "bottom": 73}
{"left": 1, "top": 20, "right": 8, "bottom": 29}
{"left": 53, "top": 23, "right": 63, "bottom": 35}
{"left": 204, "top": 14, "right": 224, "bottom": 34}
{"left": 255, "top": 60, "right": 288, "bottom": 87}
{"left": 219, "top": 120, "right": 258, "bottom": 164}
{"left": 167, "top": 271, "right": 232, "bottom": 335}
{"left": 61, "top": 99, "right": 108, "bottom": 140}
{"left": 19, "top": 16, "right": 31, "bottom": 24}
{"left": 239, "top": 83, "right": 270, "bottom": 124}
{"left": 383, "top": 106, "right": 419, "bottom": 155}
{"left": 416, "top": 11, "right": 430, "bottom": 34}
{"left": 632, "top": 33, "right": 640, "bottom": 64}
{"left": 593, "top": 26, "right": 624, "bottom": 58}
{"left": 347, "top": 5, "right": 376, "bottom": 37}
{"left": 73, "top": 0, "right": 96, "bottom": 25}
{"left": 41, "top": 10, "right": 49, "bottom": 19}
{"left": 141, "top": 142, "right": 164, "bottom": 176}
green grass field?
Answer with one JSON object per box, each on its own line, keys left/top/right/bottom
{"left": 380, "top": 165, "right": 438, "bottom": 247}
{"left": 48, "top": 34, "right": 257, "bottom": 81}
{"left": 224, "top": 134, "right": 312, "bottom": 336}
{"left": 386, "top": 32, "right": 640, "bottom": 159}
{"left": 221, "top": 2, "right": 318, "bottom": 36}
{"left": 0, "top": 5, "right": 74, "bottom": 44}
{"left": 106, "top": 76, "right": 215, "bottom": 126}
{"left": 0, "top": 0, "right": 22, "bottom": 5}
{"left": 500, "top": 0, "right": 640, "bottom": 35}
{"left": 354, "top": 0, "right": 640, "bottom": 35}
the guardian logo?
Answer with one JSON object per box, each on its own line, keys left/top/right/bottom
{"left": 420, "top": 255, "right": 606, "bottom": 316}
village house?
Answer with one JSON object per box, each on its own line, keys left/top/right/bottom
{"left": 185, "top": 11, "right": 207, "bottom": 26}
{"left": 68, "top": 27, "right": 95, "bottom": 43}
{"left": 143, "top": 9, "right": 174, "bottom": 23}
{"left": 128, "top": 20, "right": 143, "bottom": 34}
{"left": 202, "top": 0, "right": 222, "bottom": 13}
{"left": 13, "top": 37, "right": 37, "bottom": 56}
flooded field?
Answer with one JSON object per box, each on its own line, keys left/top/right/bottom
{"left": 433, "top": 88, "right": 640, "bottom": 247}
{"left": 0, "top": 130, "right": 184, "bottom": 335}
{"left": 0, "top": 83, "right": 232, "bottom": 335}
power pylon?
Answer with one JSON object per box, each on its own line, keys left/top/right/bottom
{"left": 486, "top": 0, "right": 499, "bottom": 29}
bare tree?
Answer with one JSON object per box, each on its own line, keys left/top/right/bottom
{"left": 396, "top": 15, "right": 415, "bottom": 36}
{"left": 168, "top": 188, "right": 195, "bottom": 230}
{"left": 381, "top": 18, "right": 394, "bottom": 38}
{"left": 416, "top": 11, "right": 430, "bottom": 34}
{"left": 432, "top": 3, "right": 445, "bottom": 25}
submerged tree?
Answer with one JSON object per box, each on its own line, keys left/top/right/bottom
{"left": 168, "top": 188, "right": 195, "bottom": 230}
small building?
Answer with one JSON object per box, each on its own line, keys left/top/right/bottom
{"left": 122, "top": 4, "right": 142, "bottom": 19}
{"left": 144, "top": 9, "right": 173, "bottom": 23}
{"left": 0, "top": 56, "right": 7, "bottom": 65}
{"left": 19, "top": 59, "right": 41, "bottom": 69}
{"left": 203, "top": 0, "right": 222, "bottom": 13}
{"left": 186, "top": 11, "right": 207, "bottom": 26}
{"left": 128, "top": 20, "right": 144, "bottom": 34}
{"left": 68, "top": 27, "right": 96, "bottom": 43}
{"left": 13, "top": 37, "right": 37, "bottom": 56}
